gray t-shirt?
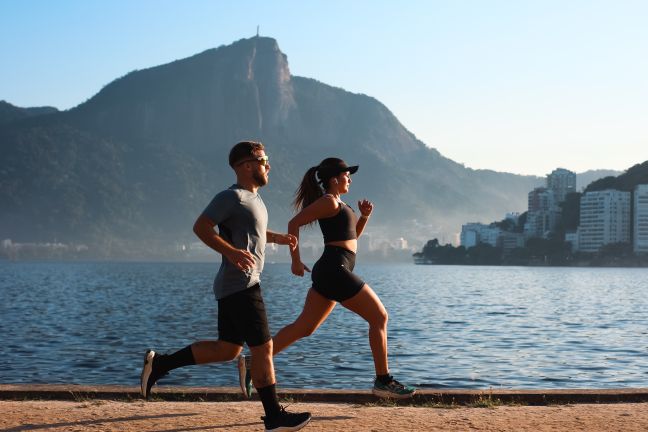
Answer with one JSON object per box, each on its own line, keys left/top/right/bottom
{"left": 202, "top": 184, "right": 268, "bottom": 300}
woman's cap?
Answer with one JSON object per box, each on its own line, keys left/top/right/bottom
{"left": 317, "top": 159, "right": 359, "bottom": 179}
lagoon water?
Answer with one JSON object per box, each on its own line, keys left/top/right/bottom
{"left": 1, "top": 261, "right": 647, "bottom": 390}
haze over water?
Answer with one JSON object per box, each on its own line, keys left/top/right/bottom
{"left": 1, "top": 261, "right": 647, "bottom": 389}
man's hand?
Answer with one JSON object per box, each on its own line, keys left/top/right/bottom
{"left": 224, "top": 248, "right": 255, "bottom": 272}
{"left": 291, "top": 261, "right": 311, "bottom": 277}
{"left": 274, "top": 233, "right": 298, "bottom": 251}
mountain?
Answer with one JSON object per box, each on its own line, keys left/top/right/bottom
{"left": 577, "top": 169, "right": 623, "bottom": 191}
{"left": 0, "top": 100, "right": 58, "bottom": 125}
{"left": 0, "top": 36, "right": 546, "bottom": 258}
{"left": 584, "top": 161, "right": 648, "bottom": 193}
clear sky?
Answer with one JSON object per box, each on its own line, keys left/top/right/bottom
{"left": 2, "top": 0, "right": 647, "bottom": 176}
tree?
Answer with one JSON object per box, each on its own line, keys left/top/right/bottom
{"left": 466, "top": 243, "right": 502, "bottom": 265}
{"left": 557, "top": 192, "right": 581, "bottom": 232}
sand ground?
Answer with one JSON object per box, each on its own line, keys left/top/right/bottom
{"left": 2, "top": 400, "right": 648, "bottom": 431}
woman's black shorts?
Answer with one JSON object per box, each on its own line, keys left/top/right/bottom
{"left": 312, "top": 245, "right": 365, "bottom": 302}
{"left": 217, "top": 284, "right": 271, "bottom": 347}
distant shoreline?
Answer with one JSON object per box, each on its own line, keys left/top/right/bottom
{"left": 414, "top": 262, "right": 648, "bottom": 268}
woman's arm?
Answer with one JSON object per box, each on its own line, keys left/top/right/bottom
{"left": 356, "top": 199, "right": 374, "bottom": 237}
{"left": 288, "top": 195, "right": 339, "bottom": 276}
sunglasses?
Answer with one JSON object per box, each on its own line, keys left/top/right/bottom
{"left": 237, "top": 155, "right": 269, "bottom": 167}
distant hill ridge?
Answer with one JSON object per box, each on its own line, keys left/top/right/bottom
{"left": 0, "top": 100, "right": 58, "bottom": 125}
{"left": 585, "top": 161, "right": 648, "bottom": 193}
{"left": 0, "top": 36, "right": 614, "bottom": 258}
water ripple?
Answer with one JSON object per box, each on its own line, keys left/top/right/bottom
{"left": 1, "top": 262, "right": 648, "bottom": 389}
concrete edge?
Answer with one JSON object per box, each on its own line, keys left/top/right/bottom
{"left": 2, "top": 385, "right": 648, "bottom": 405}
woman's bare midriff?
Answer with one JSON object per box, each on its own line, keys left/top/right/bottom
{"left": 325, "top": 239, "right": 357, "bottom": 253}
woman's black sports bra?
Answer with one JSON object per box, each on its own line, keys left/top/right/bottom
{"left": 318, "top": 196, "right": 358, "bottom": 243}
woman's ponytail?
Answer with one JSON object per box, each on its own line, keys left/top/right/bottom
{"left": 293, "top": 166, "right": 323, "bottom": 211}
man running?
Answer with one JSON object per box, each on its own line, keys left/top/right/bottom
{"left": 140, "top": 141, "right": 311, "bottom": 431}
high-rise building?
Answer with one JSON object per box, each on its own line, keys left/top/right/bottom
{"left": 547, "top": 168, "right": 577, "bottom": 203}
{"left": 634, "top": 184, "right": 648, "bottom": 254}
{"left": 524, "top": 187, "right": 559, "bottom": 238}
{"left": 578, "top": 189, "right": 631, "bottom": 252}
{"left": 460, "top": 223, "right": 500, "bottom": 247}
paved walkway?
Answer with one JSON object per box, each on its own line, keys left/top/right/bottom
{"left": 2, "top": 385, "right": 648, "bottom": 431}
{"left": 3, "top": 400, "right": 648, "bottom": 431}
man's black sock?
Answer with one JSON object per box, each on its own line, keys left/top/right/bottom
{"left": 377, "top": 373, "right": 392, "bottom": 384}
{"left": 257, "top": 384, "right": 281, "bottom": 418}
{"left": 156, "top": 345, "right": 196, "bottom": 374}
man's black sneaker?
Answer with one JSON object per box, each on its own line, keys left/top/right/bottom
{"left": 140, "top": 349, "right": 167, "bottom": 399}
{"left": 262, "top": 406, "right": 311, "bottom": 432}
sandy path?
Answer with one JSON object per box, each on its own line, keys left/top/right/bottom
{"left": 1, "top": 400, "right": 647, "bottom": 431}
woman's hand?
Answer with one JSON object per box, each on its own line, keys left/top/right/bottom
{"left": 291, "top": 261, "right": 311, "bottom": 277}
{"left": 358, "top": 199, "right": 373, "bottom": 217}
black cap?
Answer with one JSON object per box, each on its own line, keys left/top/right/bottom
{"left": 317, "top": 159, "right": 359, "bottom": 181}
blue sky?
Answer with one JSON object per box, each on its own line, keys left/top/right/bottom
{"left": 2, "top": 0, "right": 647, "bottom": 176}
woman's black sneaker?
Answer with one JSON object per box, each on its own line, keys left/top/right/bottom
{"left": 262, "top": 406, "right": 311, "bottom": 431}
{"left": 372, "top": 375, "right": 416, "bottom": 399}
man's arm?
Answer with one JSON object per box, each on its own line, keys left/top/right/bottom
{"left": 193, "top": 214, "right": 254, "bottom": 270}
{"left": 267, "top": 229, "right": 297, "bottom": 250}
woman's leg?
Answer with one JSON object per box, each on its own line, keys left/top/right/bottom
{"left": 341, "top": 284, "right": 389, "bottom": 375}
{"left": 272, "top": 288, "right": 336, "bottom": 355}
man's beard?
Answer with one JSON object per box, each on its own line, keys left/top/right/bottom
{"left": 253, "top": 171, "right": 268, "bottom": 187}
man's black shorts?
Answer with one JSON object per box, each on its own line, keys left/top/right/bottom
{"left": 217, "top": 284, "right": 271, "bottom": 347}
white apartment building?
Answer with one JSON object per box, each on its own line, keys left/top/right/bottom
{"left": 634, "top": 184, "right": 648, "bottom": 254}
{"left": 498, "top": 231, "right": 525, "bottom": 252}
{"left": 460, "top": 223, "right": 500, "bottom": 248}
{"left": 547, "top": 168, "right": 577, "bottom": 203}
{"left": 578, "top": 189, "right": 631, "bottom": 252}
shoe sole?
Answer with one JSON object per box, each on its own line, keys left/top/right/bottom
{"left": 237, "top": 355, "right": 248, "bottom": 399}
{"left": 265, "top": 416, "right": 311, "bottom": 432}
{"left": 245, "top": 372, "right": 253, "bottom": 398}
{"left": 372, "top": 387, "right": 416, "bottom": 399}
{"left": 140, "top": 349, "right": 155, "bottom": 399}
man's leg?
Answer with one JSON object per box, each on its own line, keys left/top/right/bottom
{"left": 238, "top": 288, "right": 335, "bottom": 397}
{"left": 240, "top": 285, "right": 311, "bottom": 430}
{"left": 249, "top": 338, "right": 311, "bottom": 431}
{"left": 141, "top": 340, "right": 241, "bottom": 399}
{"left": 249, "top": 339, "right": 280, "bottom": 417}
{"left": 192, "top": 340, "right": 242, "bottom": 363}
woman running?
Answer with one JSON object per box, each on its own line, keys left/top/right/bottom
{"left": 240, "top": 157, "right": 415, "bottom": 399}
